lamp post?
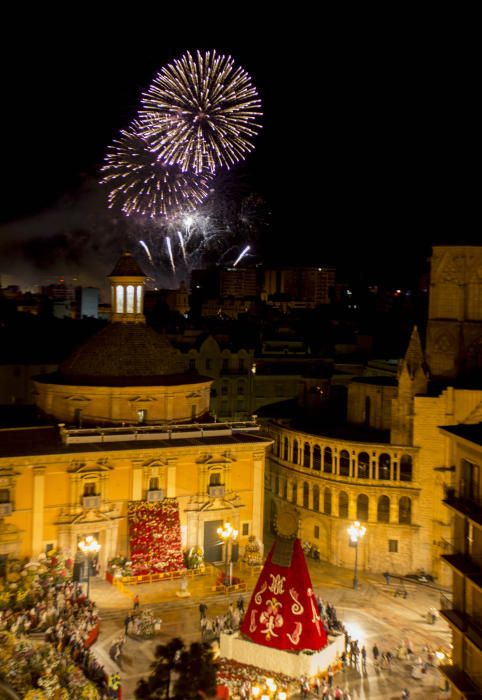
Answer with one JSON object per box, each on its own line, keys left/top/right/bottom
{"left": 217, "top": 522, "right": 238, "bottom": 586}
{"left": 347, "top": 521, "right": 366, "bottom": 590}
{"left": 78, "top": 535, "right": 101, "bottom": 599}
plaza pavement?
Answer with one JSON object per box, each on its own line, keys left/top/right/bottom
{"left": 88, "top": 559, "right": 452, "bottom": 700}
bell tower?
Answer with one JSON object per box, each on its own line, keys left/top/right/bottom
{"left": 109, "top": 251, "right": 146, "bottom": 323}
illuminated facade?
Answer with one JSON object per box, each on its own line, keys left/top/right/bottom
{"left": 439, "top": 424, "right": 482, "bottom": 698}
{"left": 0, "top": 253, "right": 271, "bottom": 569}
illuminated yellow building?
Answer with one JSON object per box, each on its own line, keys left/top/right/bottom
{"left": 265, "top": 246, "right": 482, "bottom": 583}
{"left": 439, "top": 423, "right": 482, "bottom": 698}
{"left": 0, "top": 253, "right": 271, "bottom": 570}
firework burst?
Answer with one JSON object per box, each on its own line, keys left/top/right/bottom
{"left": 139, "top": 50, "right": 262, "bottom": 174}
{"left": 100, "top": 122, "right": 213, "bottom": 217}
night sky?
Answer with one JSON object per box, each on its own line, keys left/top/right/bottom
{"left": 0, "top": 35, "right": 479, "bottom": 289}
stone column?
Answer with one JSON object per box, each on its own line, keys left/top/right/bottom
{"left": 132, "top": 467, "right": 143, "bottom": 501}
{"left": 252, "top": 451, "right": 265, "bottom": 541}
{"left": 167, "top": 458, "right": 177, "bottom": 498}
{"left": 32, "top": 466, "right": 45, "bottom": 556}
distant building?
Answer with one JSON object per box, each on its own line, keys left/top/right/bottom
{"left": 220, "top": 268, "right": 258, "bottom": 298}
{"left": 426, "top": 246, "right": 482, "bottom": 379}
{"left": 78, "top": 286, "right": 99, "bottom": 319}
{"left": 263, "top": 267, "right": 335, "bottom": 307}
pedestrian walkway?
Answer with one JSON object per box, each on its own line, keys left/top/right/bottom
{"left": 89, "top": 556, "right": 452, "bottom": 699}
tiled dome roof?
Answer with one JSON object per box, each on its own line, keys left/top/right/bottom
{"left": 58, "top": 323, "right": 187, "bottom": 386}
{"left": 109, "top": 251, "right": 146, "bottom": 278}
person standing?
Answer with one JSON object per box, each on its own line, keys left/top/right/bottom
{"left": 361, "top": 645, "right": 367, "bottom": 673}
{"left": 133, "top": 594, "right": 139, "bottom": 610}
{"left": 372, "top": 643, "right": 380, "bottom": 665}
{"left": 199, "top": 601, "right": 207, "bottom": 619}
{"left": 124, "top": 614, "right": 131, "bottom": 635}
{"left": 383, "top": 571, "right": 391, "bottom": 584}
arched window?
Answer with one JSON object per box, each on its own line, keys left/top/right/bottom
{"left": 324, "top": 488, "right": 332, "bottom": 515}
{"left": 126, "top": 285, "right": 135, "bottom": 314}
{"left": 292, "top": 482, "right": 298, "bottom": 504}
{"left": 303, "top": 482, "right": 309, "bottom": 508}
{"left": 313, "top": 445, "right": 321, "bottom": 471}
{"left": 358, "top": 452, "right": 370, "bottom": 479}
{"left": 293, "top": 440, "right": 299, "bottom": 465}
{"left": 275, "top": 475, "right": 280, "bottom": 496}
{"left": 400, "top": 455, "right": 413, "bottom": 481}
{"left": 357, "top": 494, "right": 369, "bottom": 521}
{"left": 116, "top": 284, "right": 124, "bottom": 313}
{"left": 313, "top": 485, "right": 320, "bottom": 511}
{"left": 377, "top": 495, "right": 390, "bottom": 523}
{"left": 149, "top": 477, "right": 159, "bottom": 490}
{"left": 339, "top": 492, "right": 349, "bottom": 518}
{"left": 283, "top": 479, "right": 288, "bottom": 500}
{"left": 303, "top": 442, "right": 311, "bottom": 468}
{"left": 324, "top": 447, "right": 333, "bottom": 474}
{"left": 136, "top": 285, "right": 143, "bottom": 313}
{"left": 339, "top": 450, "right": 350, "bottom": 477}
{"left": 284, "top": 437, "right": 289, "bottom": 461}
{"left": 378, "top": 454, "right": 391, "bottom": 480}
{"left": 399, "top": 497, "right": 412, "bottom": 524}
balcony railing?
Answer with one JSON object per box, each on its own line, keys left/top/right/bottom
{"left": 208, "top": 485, "right": 225, "bottom": 498}
{"left": 82, "top": 495, "right": 101, "bottom": 509}
{"left": 441, "top": 542, "right": 482, "bottom": 590}
{"left": 0, "top": 502, "right": 13, "bottom": 516}
{"left": 440, "top": 604, "right": 482, "bottom": 652}
{"left": 146, "top": 489, "right": 165, "bottom": 502}
{"left": 443, "top": 487, "right": 482, "bottom": 526}
{"left": 439, "top": 664, "right": 482, "bottom": 697}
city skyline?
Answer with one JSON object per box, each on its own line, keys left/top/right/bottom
{"left": 0, "top": 40, "right": 479, "bottom": 289}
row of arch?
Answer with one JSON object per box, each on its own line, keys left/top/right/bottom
{"left": 275, "top": 437, "right": 413, "bottom": 482}
{"left": 272, "top": 475, "right": 412, "bottom": 524}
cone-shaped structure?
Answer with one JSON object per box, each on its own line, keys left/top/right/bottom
{"left": 240, "top": 538, "right": 328, "bottom": 651}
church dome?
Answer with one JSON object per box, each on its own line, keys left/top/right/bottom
{"left": 58, "top": 322, "right": 187, "bottom": 386}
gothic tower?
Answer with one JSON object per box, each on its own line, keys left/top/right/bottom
{"left": 391, "top": 326, "right": 429, "bottom": 446}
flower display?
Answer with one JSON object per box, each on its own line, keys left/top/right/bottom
{"left": 128, "top": 499, "right": 183, "bottom": 575}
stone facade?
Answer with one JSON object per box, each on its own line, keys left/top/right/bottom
{"left": 426, "top": 246, "right": 482, "bottom": 378}
{"left": 0, "top": 425, "right": 270, "bottom": 567}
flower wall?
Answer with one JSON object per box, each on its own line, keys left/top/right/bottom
{"left": 128, "top": 499, "right": 184, "bottom": 575}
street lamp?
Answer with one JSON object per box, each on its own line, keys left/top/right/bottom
{"left": 78, "top": 535, "right": 101, "bottom": 598}
{"left": 217, "top": 522, "right": 238, "bottom": 586}
{"left": 347, "top": 521, "right": 366, "bottom": 590}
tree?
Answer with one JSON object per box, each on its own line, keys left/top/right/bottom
{"left": 172, "top": 642, "right": 217, "bottom": 700}
{"left": 135, "top": 637, "right": 183, "bottom": 699}
{"left": 135, "top": 638, "right": 217, "bottom": 700}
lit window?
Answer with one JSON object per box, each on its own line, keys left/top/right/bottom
{"left": 136, "top": 285, "right": 143, "bottom": 313}
{"left": 126, "top": 285, "right": 135, "bottom": 314}
{"left": 116, "top": 285, "right": 124, "bottom": 313}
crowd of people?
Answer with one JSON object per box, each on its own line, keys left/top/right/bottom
{"left": 199, "top": 595, "right": 245, "bottom": 640}
{"left": 0, "top": 576, "right": 110, "bottom": 697}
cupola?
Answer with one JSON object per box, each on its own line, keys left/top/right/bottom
{"left": 109, "top": 251, "right": 146, "bottom": 323}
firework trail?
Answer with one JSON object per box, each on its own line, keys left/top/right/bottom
{"left": 177, "top": 231, "right": 187, "bottom": 262}
{"left": 233, "top": 245, "right": 251, "bottom": 267}
{"left": 165, "top": 236, "right": 176, "bottom": 273}
{"left": 139, "top": 239, "right": 154, "bottom": 263}
{"left": 140, "top": 50, "right": 262, "bottom": 174}
{"left": 100, "top": 121, "right": 213, "bottom": 218}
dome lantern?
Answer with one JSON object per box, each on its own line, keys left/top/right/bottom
{"left": 109, "top": 251, "right": 146, "bottom": 323}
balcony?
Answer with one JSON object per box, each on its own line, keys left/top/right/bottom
{"left": 439, "top": 605, "right": 482, "bottom": 651}
{"left": 441, "top": 551, "right": 482, "bottom": 591}
{"left": 0, "top": 502, "right": 13, "bottom": 516}
{"left": 82, "top": 495, "right": 101, "bottom": 509}
{"left": 443, "top": 486, "right": 482, "bottom": 527}
{"left": 439, "top": 665, "right": 481, "bottom": 697}
{"left": 208, "top": 485, "right": 225, "bottom": 498}
{"left": 146, "top": 489, "right": 165, "bottom": 502}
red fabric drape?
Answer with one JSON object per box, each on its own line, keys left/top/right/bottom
{"left": 240, "top": 539, "right": 327, "bottom": 651}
